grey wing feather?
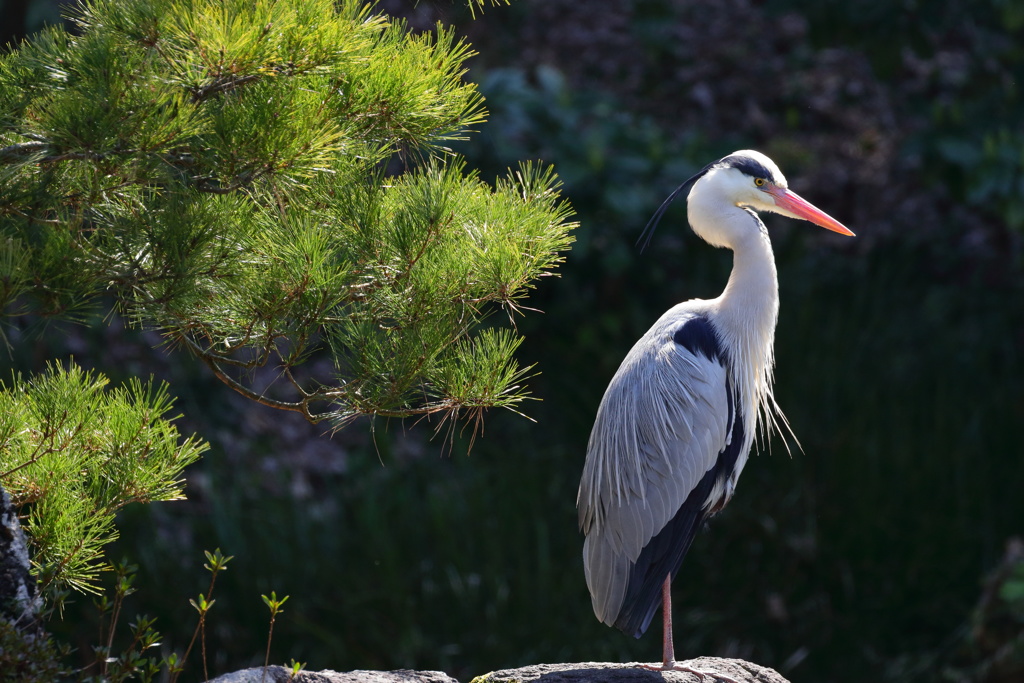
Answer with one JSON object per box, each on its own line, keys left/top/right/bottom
{"left": 577, "top": 306, "right": 731, "bottom": 626}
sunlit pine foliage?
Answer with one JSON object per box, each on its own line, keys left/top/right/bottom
{"left": 0, "top": 362, "right": 207, "bottom": 595}
{"left": 0, "top": 0, "right": 576, "bottom": 429}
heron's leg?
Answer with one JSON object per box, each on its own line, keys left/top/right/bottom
{"left": 635, "top": 575, "right": 741, "bottom": 683}
{"left": 662, "top": 574, "right": 675, "bottom": 666}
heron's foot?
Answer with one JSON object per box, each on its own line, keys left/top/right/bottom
{"left": 636, "top": 661, "right": 740, "bottom": 683}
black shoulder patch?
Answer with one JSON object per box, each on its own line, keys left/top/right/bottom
{"left": 673, "top": 316, "right": 723, "bottom": 361}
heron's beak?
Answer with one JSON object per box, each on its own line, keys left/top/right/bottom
{"left": 766, "top": 186, "right": 855, "bottom": 236}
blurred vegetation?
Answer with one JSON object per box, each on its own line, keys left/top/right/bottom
{"left": 2, "top": 0, "right": 1024, "bottom": 682}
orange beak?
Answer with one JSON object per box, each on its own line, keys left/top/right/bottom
{"left": 766, "top": 186, "right": 855, "bottom": 236}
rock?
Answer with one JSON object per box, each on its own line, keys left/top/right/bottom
{"left": 471, "top": 660, "right": 789, "bottom": 683}
{"left": 0, "top": 484, "right": 41, "bottom": 628}
{"left": 208, "top": 667, "right": 461, "bottom": 683}
{"left": 209, "top": 661, "right": 787, "bottom": 683}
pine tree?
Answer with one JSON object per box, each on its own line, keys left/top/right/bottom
{"left": 0, "top": 0, "right": 575, "bottom": 597}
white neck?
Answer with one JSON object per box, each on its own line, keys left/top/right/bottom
{"left": 715, "top": 212, "right": 779, "bottom": 338}
{"left": 692, "top": 202, "right": 784, "bottom": 461}
{"left": 687, "top": 192, "right": 780, "bottom": 342}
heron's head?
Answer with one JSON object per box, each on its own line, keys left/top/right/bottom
{"left": 638, "top": 149, "right": 854, "bottom": 251}
{"left": 689, "top": 150, "right": 854, "bottom": 245}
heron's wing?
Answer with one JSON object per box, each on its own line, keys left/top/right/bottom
{"left": 577, "top": 308, "right": 741, "bottom": 637}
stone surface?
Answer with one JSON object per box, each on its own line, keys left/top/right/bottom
{"left": 0, "top": 484, "right": 41, "bottom": 628}
{"left": 208, "top": 667, "right": 461, "bottom": 683}
{"left": 209, "top": 660, "right": 787, "bottom": 683}
{"left": 472, "top": 660, "right": 789, "bottom": 683}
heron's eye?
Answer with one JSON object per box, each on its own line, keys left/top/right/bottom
{"left": 754, "top": 177, "right": 767, "bottom": 187}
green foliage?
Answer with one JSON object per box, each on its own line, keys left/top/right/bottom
{"left": 172, "top": 549, "right": 232, "bottom": 683}
{"left": 261, "top": 591, "right": 288, "bottom": 615}
{"left": 261, "top": 591, "right": 289, "bottom": 673}
{"left": 0, "top": 361, "right": 207, "bottom": 595}
{"left": 84, "top": 561, "right": 168, "bottom": 683}
{"left": 0, "top": 619, "right": 69, "bottom": 683}
{"left": 0, "top": 0, "right": 575, "bottom": 429}
{"left": 34, "top": 548, "right": 277, "bottom": 682}
{"left": 286, "top": 659, "right": 306, "bottom": 680}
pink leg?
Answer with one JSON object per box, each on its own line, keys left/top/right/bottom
{"left": 662, "top": 574, "right": 675, "bottom": 666}
{"left": 635, "top": 575, "right": 740, "bottom": 683}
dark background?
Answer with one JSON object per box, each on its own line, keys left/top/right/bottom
{"left": 2, "top": 1, "right": 1023, "bottom": 681}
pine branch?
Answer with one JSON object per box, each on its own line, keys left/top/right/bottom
{"left": 189, "top": 73, "right": 263, "bottom": 103}
{"left": 0, "top": 363, "right": 208, "bottom": 595}
{"left": 0, "top": 0, "right": 576, "bottom": 435}
{"left": 182, "top": 333, "right": 320, "bottom": 419}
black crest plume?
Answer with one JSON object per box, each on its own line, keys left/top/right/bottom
{"left": 636, "top": 158, "right": 721, "bottom": 252}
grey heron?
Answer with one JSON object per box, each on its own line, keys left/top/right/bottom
{"left": 577, "top": 150, "right": 853, "bottom": 671}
